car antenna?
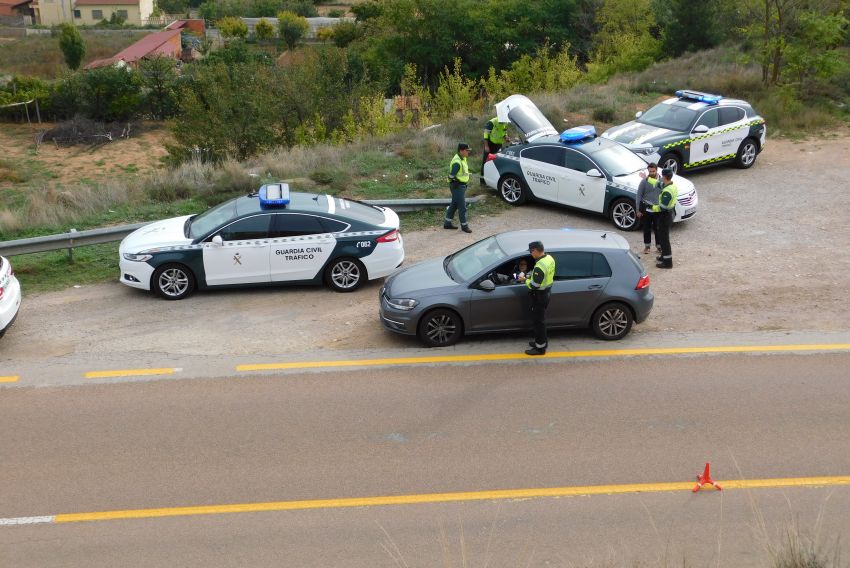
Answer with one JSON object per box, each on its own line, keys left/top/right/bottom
{"left": 601, "top": 232, "right": 607, "bottom": 239}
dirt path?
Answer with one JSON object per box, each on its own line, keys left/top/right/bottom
{"left": 2, "top": 136, "right": 849, "bottom": 362}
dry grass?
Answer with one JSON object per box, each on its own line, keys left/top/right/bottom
{"left": 0, "top": 31, "right": 150, "bottom": 79}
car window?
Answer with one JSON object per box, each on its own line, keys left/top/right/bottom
{"left": 275, "top": 214, "right": 326, "bottom": 238}
{"left": 638, "top": 103, "right": 698, "bottom": 131}
{"left": 587, "top": 143, "right": 646, "bottom": 177}
{"left": 563, "top": 149, "right": 595, "bottom": 173}
{"left": 718, "top": 107, "right": 745, "bottom": 126}
{"left": 695, "top": 109, "right": 719, "bottom": 129}
{"left": 189, "top": 199, "right": 238, "bottom": 239}
{"left": 319, "top": 217, "right": 350, "bottom": 233}
{"left": 218, "top": 214, "right": 273, "bottom": 241}
{"left": 521, "top": 146, "right": 565, "bottom": 166}
{"left": 550, "top": 251, "right": 612, "bottom": 280}
{"left": 446, "top": 236, "right": 508, "bottom": 282}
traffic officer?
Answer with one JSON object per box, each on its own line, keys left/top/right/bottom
{"left": 481, "top": 117, "right": 508, "bottom": 184}
{"left": 653, "top": 168, "right": 678, "bottom": 269}
{"left": 519, "top": 241, "right": 556, "bottom": 355}
{"left": 445, "top": 142, "right": 472, "bottom": 233}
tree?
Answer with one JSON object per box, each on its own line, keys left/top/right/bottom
{"left": 217, "top": 16, "right": 248, "bottom": 39}
{"left": 58, "top": 23, "right": 86, "bottom": 71}
{"left": 277, "top": 10, "right": 309, "bottom": 50}
{"left": 138, "top": 55, "right": 180, "bottom": 120}
{"left": 156, "top": 0, "right": 189, "bottom": 15}
{"left": 254, "top": 18, "right": 275, "bottom": 40}
{"left": 78, "top": 65, "right": 143, "bottom": 122}
{"left": 658, "top": 0, "right": 722, "bottom": 56}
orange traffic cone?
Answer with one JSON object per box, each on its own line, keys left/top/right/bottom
{"left": 693, "top": 462, "right": 722, "bottom": 492}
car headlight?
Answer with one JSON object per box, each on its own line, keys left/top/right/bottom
{"left": 386, "top": 298, "right": 419, "bottom": 311}
{"left": 123, "top": 253, "right": 153, "bottom": 262}
{"left": 634, "top": 146, "right": 660, "bottom": 155}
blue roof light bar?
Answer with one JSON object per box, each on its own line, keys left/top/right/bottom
{"left": 559, "top": 125, "right": 596, "bottom": 144}
{"left": 675, "top": 90, "right": 723, "bottom": 105}
{"left": 259, "top": 183, "right": 290, "bottom": 207}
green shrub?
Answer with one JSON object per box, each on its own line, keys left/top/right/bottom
{"left": 327, "top": 9, "right": 344, "bottom": 18}
{"left": 58, "top": 23, "right": 86, "bottom": 70}
{"left": 592, "top": 107, "right": 616, "bottom": 123}
{"left": 218, "top": 16, "right": 249, "bottom": 39}
{"left": 254, "top": 18, "right": 275, "bottom": 40}
{"left": 277, "top": 10, "right": 309, "bottom": 50}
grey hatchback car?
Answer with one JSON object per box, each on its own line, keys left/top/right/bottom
{"left": 379, "top": 229, "right": 653, "bottom": 347}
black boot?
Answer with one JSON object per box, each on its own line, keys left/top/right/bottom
{"left": 656, "top": 259, "right": 673, "bottom": 269}
{"left": 525, "top": 346, "right": 546, "bottom": 356}
{"left": 461, "top": 225, "right": 472, "bottom": 233}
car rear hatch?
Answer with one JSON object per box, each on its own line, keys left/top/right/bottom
{"left": 495, "top": 94, "right": 558, "bottom": 143}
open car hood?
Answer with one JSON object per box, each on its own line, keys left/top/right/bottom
{"left": 495, "top": 95, "right": 558, "bottom": 143}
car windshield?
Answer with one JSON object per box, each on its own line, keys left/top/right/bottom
{"left": 445, "top": 236, "right": 508, "bottom": 282}
{"left": 589, "top": 143, "right": 649, "bottom": 177}
{"left": 637, "top": 102, "right": 698, "bottom": 132}
{"left": 188, "top": 199, "right": 238, "bottom": 239}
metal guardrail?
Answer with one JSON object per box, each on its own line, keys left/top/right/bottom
{"left": 0, "top": 197, "right": 481, "bottom": 257}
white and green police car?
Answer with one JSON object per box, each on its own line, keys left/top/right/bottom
{"left": 482, "top": 95, "right": 698, "bottom": 231}
{"left": 119, "top": 184, "right": 404, "bottom": 300}
{"left": 602, "top": 90, "right": 766, "bottom": 174}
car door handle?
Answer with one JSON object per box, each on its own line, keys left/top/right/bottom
{"left": 587, "top": 284, "right": 603, "bottom": 290}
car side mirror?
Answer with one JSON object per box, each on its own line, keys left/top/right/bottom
{"left": 635, "top": 111, "right": 643, "bottom": 118}
{"left": 478, "top": 279, "right": 496, "bottom": 292}
{"left": 692, "top": 124, "right": 709, "bottom": 134}
{"left": 211, "top": 235, "right": 223, "bottom": 246}
{"left": 586, "top": 168, "right": 604, "bottom": 178}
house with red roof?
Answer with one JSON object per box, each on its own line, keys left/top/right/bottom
{"left": 84, "top": 20, "right": 204, "bottom": 70}
{"left": 0, "top": 0, "right": 34, "bottom": 19}
{"left": 33, "top": 0, "right": 151, "bottom": 25}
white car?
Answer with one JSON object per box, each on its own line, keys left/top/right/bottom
{"left": 0, "top": 256, "right": 21, "bottom": 338}
{"left": 119, "top": 184, "right": 405, "bottom": 300}
{"left": 483, "top": 95, "right": 698, "bottom": 231}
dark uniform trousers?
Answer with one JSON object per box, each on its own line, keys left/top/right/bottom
{"left": 656, "top": 210, "right": 673, "bottom": 259}
{"left": 446, "top": 181, "right": 468, "bottom": 226}
{"left": 481, "top": 143, "right": 501, "bottom": 169}
{"left": 529, "top": 288, "right": 551, "bottom": 347}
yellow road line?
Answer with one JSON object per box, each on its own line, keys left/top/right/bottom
{"left": 84, "top": 368, "right": 177, "bottom": 379}
{"left": 0, "top": 375, "right": 19, "bottom": 383}
{"left": 237, "top": 343, "right": 850, "bottom": 372}
{"left": 50, "top": 475, "right": 850, "bottom": 524}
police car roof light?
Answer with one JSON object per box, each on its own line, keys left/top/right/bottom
{"left": 259, "top": 183, "right": 290, "bottom": 207}
{"left": 559, "top": 125, "right": 596, "bottom": 144}
{"left": 675, "top": 90, "right": 723, "bottom": 105}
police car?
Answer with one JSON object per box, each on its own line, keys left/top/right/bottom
{"left": 119, "top": 184, "right": 405, "bottom": 300}
{"left": 481, "top": 95, "right": 698, "bottom": 231}
{"left": 0, "top": 255, "right": 21, "bottom": 338}
{"left": 602, "top": 90, "right": 766, "bottom": 174}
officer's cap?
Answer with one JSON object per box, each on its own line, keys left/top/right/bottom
{"left": 528, "top": 241, "right": 544, "bottom": 252}
{"left": 457, "top": 142, "right": 470, "bottom": 151}
{"left": 661, "top": 168, "right": 674, "bottom": 178}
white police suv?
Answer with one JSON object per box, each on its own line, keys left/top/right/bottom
{"left": 119, "top": 184, "right": 404, "bottom": 300}
{"left": 482, "top": 95, "right": 698, "bottom": 231}
{"left": 602, "top": 90, "right": 766, "bottom": 174}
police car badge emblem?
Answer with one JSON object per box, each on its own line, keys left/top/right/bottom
{"left": 233, "top": 253, "right": 242, "bottom": 265}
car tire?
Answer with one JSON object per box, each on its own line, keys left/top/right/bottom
{"left": 417, "top": 308, "right": 463, "bottom": 347}
{"left": 659, "top": 153, "right": 682, "bottom": 175}
{"left": 325, "top": 257, "right": 365, "bottom": 292}
{"left": 591, "top": 302, "right": 633, "bottom": 340}
{"left": 152, "top": 263, "right": 196, "bottom": 300}
{"left": 498, "top": 174, "right": 528, "bottom": 205}
{"left": 734, "top": 138, "right": 759, "bottom": 169}
{"left": 609, "top": 198, "right": 638, "bottom": 231}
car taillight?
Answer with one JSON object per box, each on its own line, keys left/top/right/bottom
{"left": 376, "top": 230, "right": 399, "bottom": 243}
{"left": 486, "top": 153, "right": 496, "bottom": 162}
{"left": 635, "top": 274, "right": 650, "bottom": 290}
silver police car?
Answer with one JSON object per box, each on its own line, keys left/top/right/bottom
{"left": 379, "top": 229, "right": 653, "bottom": 347}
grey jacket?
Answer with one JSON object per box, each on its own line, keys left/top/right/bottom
{"left": 636, "top": 176, "right": 661, "bottom": 210}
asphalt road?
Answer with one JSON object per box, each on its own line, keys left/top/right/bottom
{"left": 2, "top": 351, "right": 849, "bottom": 567}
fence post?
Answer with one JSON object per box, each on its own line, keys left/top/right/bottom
{"left": 68, "top": 228, "right": 77, "bottom": 262}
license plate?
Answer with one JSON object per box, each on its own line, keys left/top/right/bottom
{"left": 684, "top": 207, "right": 696, "bottom": 216}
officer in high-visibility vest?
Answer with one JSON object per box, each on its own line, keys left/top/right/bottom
{"left": 445, "top": 142, "right": 472, "bottom": 233}
{"left": 653, "top": 168, "right": 678, "bottom": 269}
{"left": 481, "top": 117, "right": 508, "bottom": 184}
{"left": 519, "top": 241, "right": 556, "bottom": 355}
